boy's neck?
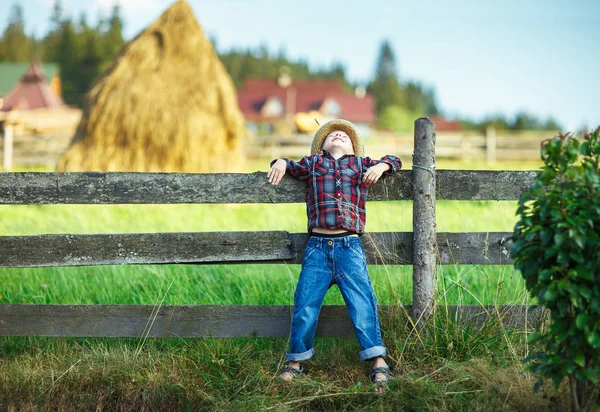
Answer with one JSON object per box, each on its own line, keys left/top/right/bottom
{"left": 324, "top": 148, "right": 354, "bottom": 159}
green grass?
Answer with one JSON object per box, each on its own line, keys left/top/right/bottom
{"left": 0, "top": 309, "right": 568, "bottom": 411}
{"left": 0, "top": 199, "right": 519, "bottom": 235}
{"left": 0, "top": 264, "right": 530, "bottom": 307}
{"left": 0, "top": 312, "right": 568, "bottom": 411}
{"left": 0, "top": 200, "right": 528, "bottom": 306}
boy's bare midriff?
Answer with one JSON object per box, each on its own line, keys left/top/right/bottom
{"left": 311, "top": 227, "right": 353, "bottom": 235}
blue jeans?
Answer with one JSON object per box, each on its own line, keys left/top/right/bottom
{"left": 286, "top": 235, "right": 387, "bottom": 362}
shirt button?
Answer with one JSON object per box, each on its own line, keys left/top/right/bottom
{"left": 336, "top": 193, "right": 341, "bottom": 197}
{"left": 328, "top": 240, "right": 333, "bottom": 246}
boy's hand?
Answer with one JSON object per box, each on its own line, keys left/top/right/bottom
{"left": 363, "top": 163, "right": 390, "bottom": 186}
{"left": 267, "top": 159, "right": 287, "bottom": 185}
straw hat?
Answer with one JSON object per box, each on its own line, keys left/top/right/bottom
{"left": 310, "top": 119, "right": 364, "bottom": 157}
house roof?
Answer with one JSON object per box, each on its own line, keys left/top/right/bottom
{"left": 0, "top": 61, "right": 64, "bottom": 111}
{"left": 0, "top": 62, "right": 59, "bottom": 96}
{"left": 237, "top": 79, "right": 375, "bottom": 124}
{"left": 428, "top": 115, "right": 463, "bottom": 132}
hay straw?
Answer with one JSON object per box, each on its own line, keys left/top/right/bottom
{"left": 58, "top": 0, "right": 247, "bottom": 172}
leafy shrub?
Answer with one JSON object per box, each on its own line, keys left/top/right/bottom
{"left": 511, "top": 128, "right": 600, "bottom": 411}
{"left": 376, "top": 105, "right": 420, "bottom": 133}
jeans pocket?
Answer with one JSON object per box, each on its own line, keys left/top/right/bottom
{"left": 303, "top": 241, "right": 320, "bottom": 262}
{"left": 348, "top": 243, "right": 367, "bottom": 266}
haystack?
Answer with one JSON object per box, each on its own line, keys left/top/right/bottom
{"left": 58, "top": 0, "right": 246, "bottom": 172}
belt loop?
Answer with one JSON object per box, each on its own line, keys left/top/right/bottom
{"left": 343, "top": 236, "right": 350, "bottom": 247}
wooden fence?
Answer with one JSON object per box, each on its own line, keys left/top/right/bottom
{"left": 0, "top": 126, "right": 72, "bottom": 170}
{"left": 0, "top": 118, "right": 544, "bottom": 338}
{"left": 0, "top": 125, "right": 550, "bottom": 172}
{"left": 248, "top": 127, "right": 549, "bottom": 163}
{"left": 0, "top": 106, "right": 81, "bottom": 170}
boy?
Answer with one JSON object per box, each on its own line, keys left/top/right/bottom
{"left": 267, "top": 119, "right": 402, "bottom": 393}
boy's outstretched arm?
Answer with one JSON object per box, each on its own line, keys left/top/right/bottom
{"left": 267, "top": 157, "right": 311, "bottom": 185}
{"left": 363, "top": 162, "right": 390, "bottom": 186}
{"left": 362, "top": 155, "right": 402, "bottom": 186}
{"left": 267, "top": 159, "right": 288, "bottom": 186}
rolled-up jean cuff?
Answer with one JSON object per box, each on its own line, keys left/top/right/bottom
{"left": 358, "top": 346, "right": 387, "bottom": 361}
{"left": 286, "top": 348, "right": 314, "bottom": 362}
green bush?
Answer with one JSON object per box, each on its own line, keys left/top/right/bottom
{"left": 511, "top": 128, "right": 600, "bottom": 411}
{"left": 376, "top": 105, "right": 420, "bottom": 133}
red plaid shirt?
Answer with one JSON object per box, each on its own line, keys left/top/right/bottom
{"left": 273, "top": 151, "right": 402, "bottom": 234}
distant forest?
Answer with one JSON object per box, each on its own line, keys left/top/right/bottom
{"left": 0, "top": 1, "right": 561, "bottom": 132}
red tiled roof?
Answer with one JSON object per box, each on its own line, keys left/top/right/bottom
{"left": 0, "top": 61, "right": 64, "bottom": 111}
{"left": 328, "top": 94, "right": 375, "bottom": 124}
{"left": 428, "top": 115, "right": 462, "bottom": 132}
{"left": 237, "top": 79, "right": 375, "bottom": 124}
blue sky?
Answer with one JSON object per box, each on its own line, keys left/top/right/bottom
{"left": 2, "top": 0, "right": 598, "bottom": 131}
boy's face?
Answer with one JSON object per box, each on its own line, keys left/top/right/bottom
{"left": 322, "top": 130, "right": 354, "bottom": 155}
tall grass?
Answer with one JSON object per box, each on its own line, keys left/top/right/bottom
{"left": 0, "top": 306, "right": 565, "bottom": 410}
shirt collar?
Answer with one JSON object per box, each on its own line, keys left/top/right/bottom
{"left": 321, "top": 149, "right": 356, "bottom": 160}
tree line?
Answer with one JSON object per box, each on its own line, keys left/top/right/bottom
{"left": 0, "top": 1, "right": 124, "bottom": 106}
{"left": 0, "top": 1, "right": 561, "bottom": 132}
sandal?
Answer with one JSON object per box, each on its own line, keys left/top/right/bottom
{"left": 370, "top": 365, "right": 391, "bottom": 388}
{"left": 278, "top": 365, "right": 305, "bottom": 382}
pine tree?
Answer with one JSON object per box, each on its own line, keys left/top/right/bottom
{"left": 42, "top": 0, "right": 64, "bottom": 62}
{"left": 56, "top": 19, "right": 80, "bottom": 104}
{"left": 405, "top": 81, "right": 425, "bottom": 113}
{"left": 0, "top": 3, "right": 32, "bottom": 61}
{"left": 423, "top": 87, "right": 440, "bottom": 116}
{"left": 102, "top": 4, "right": 124, "bottom": 62}
{"left": 368, "top": 40, "right": 404, "bottom": 116}
{"left": 77, "top": 12, "right": 103, "bottom": 102}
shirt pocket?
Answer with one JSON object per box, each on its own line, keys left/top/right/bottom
{"left": 342, "top": 163, "right": 361, "bottom": 180}
{"left": 312, "top": 163, "right": 329, "bottom": 177}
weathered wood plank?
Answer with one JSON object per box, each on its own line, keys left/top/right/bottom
{"left": 0, "top": 231, "right": 294, "bottom": 267}
{"left": 437, "top": 170, "right": 537, "bottom": 200}
{"left": 0, "top": 304, "right": 545, "bottom": 337}
{"left": 0, "top": 231, "right": 514, "bottom": 268}
{"left": 440, "top": 304, "right": 547, "bottom": 330}
{"left": 0, "top": 171, "right": 536, "bottom": 204}
{"left": 437, "top": 232, "right": 514, "bottom": 265}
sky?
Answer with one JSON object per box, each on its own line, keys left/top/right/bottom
{"left": 2, "top": 0, "right": 599, "bottom": 131}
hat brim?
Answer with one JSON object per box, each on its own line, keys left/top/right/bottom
{"left": 311, "top": 119, "right": 364, "bottom": 157}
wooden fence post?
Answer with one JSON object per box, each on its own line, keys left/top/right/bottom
{"left": 2, "top": 124, "right": 14, "bottom": 171}
{"left": 486, "top": 125, "right": 497, "bottom": 164}
{"left": 460, "top": 136, "right": 472, "bottom": 163}
{"left": 412, "top": 117, "right": 437, "bottom": 324}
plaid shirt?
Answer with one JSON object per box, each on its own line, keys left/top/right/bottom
{"left": 273, "top": 151, "right": 402, "bottom": 234}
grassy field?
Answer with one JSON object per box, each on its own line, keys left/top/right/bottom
{"left": 0, "top": 159, "right": 573, "bottom": 410}
{"left": 1, "top": 200, "right": 528, "bottom": 307}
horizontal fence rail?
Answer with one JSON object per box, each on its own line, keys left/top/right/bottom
{"left": 0, "top": 304, "right": 546, "bottom": 337}
{"left": 0, "top": 231, "right": 514, "bottom": 268}
{"left": 0, "top": 171, "right": 536, "bottom": 204}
